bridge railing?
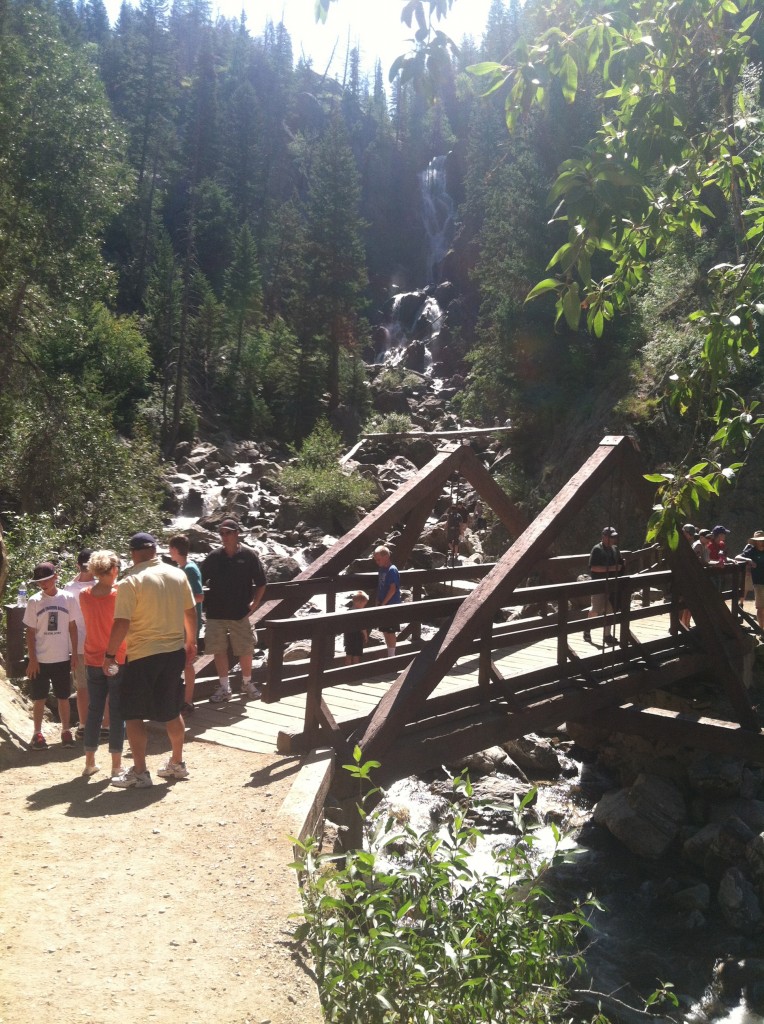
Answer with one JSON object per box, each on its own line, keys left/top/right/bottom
{"left": 259, "top": 557, "right": 749, "bottom": 748}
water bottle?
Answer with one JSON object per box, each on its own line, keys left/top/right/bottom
{"left": 17, "top": 585, "right": 27, "bottom": 607}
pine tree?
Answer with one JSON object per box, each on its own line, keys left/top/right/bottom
{"left": 303, "top": 115, "right": 367, "bottom": 412}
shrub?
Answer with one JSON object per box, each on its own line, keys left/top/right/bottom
{"left": 365, "top": 411, "right": 413, "bottom": 435}
{"left": 293, "top": 751, "right": 597, "bottom": 1024}
{"left": 280, "top": 421, "right": 377, "bottom": 530}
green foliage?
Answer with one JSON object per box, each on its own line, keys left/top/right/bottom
{"left": 0, "top": 379, "right": 164, "bottom": 553}
{"left": 293, "top": 748, "right": 595, "bottom": 1024}
{"left": 280, "top": 421, "right": 377, "bottom": 529}
{"left": 1, "top": 512, "right": 75, "bottom": 608}
{"left": 465, "top": 0, "right": 764, "bottom": 540}
{"left": 376, "top": 365, "right": 424, "bottom": 392}
{"left": 365, "top": 412, "right": 413, "bottom": 435}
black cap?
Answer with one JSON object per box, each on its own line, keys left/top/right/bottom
{"left": 601, "top": 526, "right": 618, "bottom": 537}
{"left": 29, "top": 562, "right": 57, "bottom": 583}
{"left": 77, "top": 548, "right": 93, "bottom": 566}
{"left": 218, "top": 518, "right": 241, "bottom": 533}
{"left": 128, "top": 532, "right": 157, "bottom": 550}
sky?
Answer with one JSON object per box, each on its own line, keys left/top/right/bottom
{"left": 106, "top": 0, "right": 494, "bottom": 77}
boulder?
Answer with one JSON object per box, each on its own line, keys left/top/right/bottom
{"left": 502, "top": 734, "right": 563, "bottom": 780}
{"left": 717, "top": 867, "right": 763, "bottom": 934}
{"left": 592, "top": 773, "right": 687, "bottom": 859}
{"left": 688, "top": 754, "right": 749, "bottom": 800}
{"left": 667, "top": 882, "right": 711, "bottom": 913}
{"left": 262, "top": 554, "right": 301, "bottom": 583}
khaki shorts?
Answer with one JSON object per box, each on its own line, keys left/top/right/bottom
{"left": 590, "top": 591, "right": 614, "bottom": 616}
{"left": 754, "top": 584, "right": 764, "bottom": 609}
{"left": 204, "top": 617, "right": 254, "bottom": 658}
{"left": 71, "top": 658, "right": 87, "bottom": 690}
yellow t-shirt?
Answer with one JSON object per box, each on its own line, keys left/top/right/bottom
{"left": 114, "top": 557, "right": 194, "bottom": 661}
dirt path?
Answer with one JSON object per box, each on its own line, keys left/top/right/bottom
{"left": 0, "top": 678, "right": 323, "bottom": 1024}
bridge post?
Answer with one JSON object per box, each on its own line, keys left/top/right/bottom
{"left": 478, "top": 626, "right": 492, "bottom": 698}
{"left": 305, "top": 631, "right": 329, "bottom": 748}
{"left": 556, "top": 597, "right": 568, "bottom": 669}
{"left": 265, "top": 626, "right": 284, "bottom": 703}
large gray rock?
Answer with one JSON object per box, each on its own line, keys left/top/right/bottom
{"left": 262, "top": 554, "right": 301, "bottom": 582}
{"left": 687, "top": 755, "right": 748, "bottom": 799}
{"left": 502, "top": 734, "right": 563, "bottom": 780}
{"left": 718, "top": 867, "right": 763, "bottom": 934}
{"left": 592, "top": 773, "right": 687, "bottom": 859}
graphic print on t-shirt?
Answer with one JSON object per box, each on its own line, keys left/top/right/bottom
{"left": 47, "top": 611, "right": 59, "bottom": 632}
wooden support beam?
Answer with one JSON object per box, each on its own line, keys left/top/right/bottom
{"left": 584, "top": 705, "right": 764, "bottom": 761}
{"left": 330, "top": 654, "right": 709, "bottom": 791}
{"left": 455, "top": 444, "right": 529, "bottom": 538}
{"left": 359, "top": 436, "right": 641, "bottom": 761}
{"left": 666, "top": 539, "right": 757, "bottom": 730}
{"left": 253, "top": 445, "right": 468, "bottom": 625}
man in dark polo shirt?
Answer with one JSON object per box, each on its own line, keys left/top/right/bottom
{"left": 201, "top": 518, "right": 267, "bottom": 703}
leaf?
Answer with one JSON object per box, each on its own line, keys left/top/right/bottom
{"left": 562, "top": 283, "right": 581, "bottom": 329}
{"left": 526, "top": 278, "right": 560, "bottom": 300}
{"left": 560, "top": 52, "right": 578, "bottom": 103}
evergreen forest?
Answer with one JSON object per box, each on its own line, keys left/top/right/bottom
{"left": 2, "top": 0, "right": 764, "bottom": 563}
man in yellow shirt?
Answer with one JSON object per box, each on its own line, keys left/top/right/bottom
{"left": 104, "top": 533, "right": 197, "bottom": 788}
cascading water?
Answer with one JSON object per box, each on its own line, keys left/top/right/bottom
{"left": 374, "top": 155, "right": 455, "bottom": 383}
{"left": 419, "top": 154, "right": 455, "bottom": 286}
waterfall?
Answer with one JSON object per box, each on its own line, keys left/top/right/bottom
{"left": 419, "top": 154, "right": 455, "bottom": 284}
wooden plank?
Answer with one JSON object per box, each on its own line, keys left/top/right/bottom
{"left": 585, "top": 705, "right": 764, "bottom": 761}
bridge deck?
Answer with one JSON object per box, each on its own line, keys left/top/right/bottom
{"left": 185, "top": 610, "right": 678, "bottom": 755}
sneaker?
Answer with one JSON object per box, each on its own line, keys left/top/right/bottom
{"left": 31, "top": 732, "right": 48, "bottom": 751}
{"left": 243, "top": 681, "right": 262, "bottom": 700}
{"left": 75, "top": 725, "right": 86, "bottom": 740}
{"left": 157, "top": 759, "right": 190, "bottom": 780}
{"left": 582, "top": 631, "right": 591, "bottom": 642}
{"left": 210, "top": 686, "right": 232, "bottom": 703}
{"left": 604, "top": 634, "right": 618, "bottom": 646}
{"left": 81, "top": 763, "right": 100, "bottom": 777}
{"left": 61, "top": 730, "right": 75, "bottom": 747}
{"left": 181, "top": 702, "right": 195, "bottom": 716}
{"left": 110, "top": 766, "right": 153, "bottom": 789}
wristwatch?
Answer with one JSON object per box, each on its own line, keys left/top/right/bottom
{"left": 105, "top": 653, "right": 116, "bottom": 659}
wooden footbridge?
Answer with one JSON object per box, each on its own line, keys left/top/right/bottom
{"left": 186, "top": 435, "right": 764, "bottom": 787}
{"left": 9, "top": 435, "right": 759, "bottom": 780}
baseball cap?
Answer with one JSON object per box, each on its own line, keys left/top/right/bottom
{"left": 601, "top": 526, "right": 618, "bottom": 537}
{"left": 128, "top": 532, "right": 157, "bottom": 550}
{"left": 712, "top": 525, "right": 729, "bottom": 535}
{"left": 218, "top": 518, "right": 241, "bottom": 533}
{"left": 29, "top": 562, "right": 57, "bottom": 583}
{"left": 682, "top": 523, "right": 697, "bottom": 535}
{"left": 77, "top": 547, "right": 93, "bottom": 567}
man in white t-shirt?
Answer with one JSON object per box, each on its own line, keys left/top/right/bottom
{"left": 23, "top": 562, "right": 79, "bottom": 751}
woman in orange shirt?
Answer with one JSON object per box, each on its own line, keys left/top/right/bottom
{"left": 79, "top": 551, "right": 127, "bottom": 779}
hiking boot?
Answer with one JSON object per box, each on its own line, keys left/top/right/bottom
{"left": 243, "top": 681, "right": 262, "bottom": 700}
{"left": 110, "top": 766, "right": 152, "bottom": 788}
{"left": 210, "top": 685, "right": 232, "bottom": 703}
{"left": 61, "top": 730, "right": 75, "bottom": 747}
{"left": 31, "top": 732, "right": 48, "bottom": 751}
{"left": 157, "top": 759, "right": 190, "bottom": 780}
